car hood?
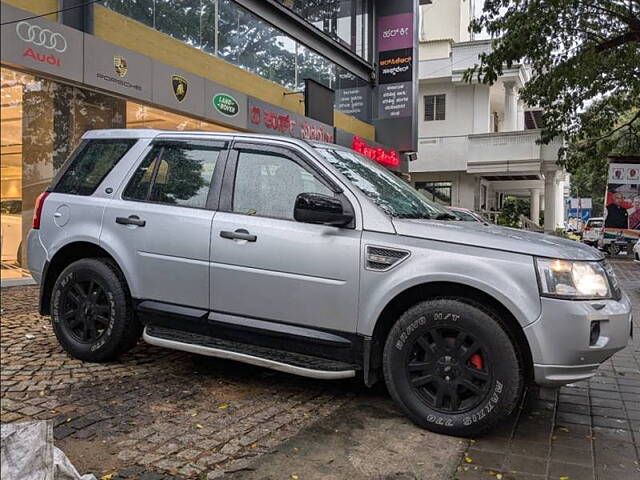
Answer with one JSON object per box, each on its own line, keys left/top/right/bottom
{"left": 392, "top": 219, "right": 604, "bottom": 261}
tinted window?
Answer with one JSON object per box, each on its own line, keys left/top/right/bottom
{"left": 54, "top": 139, "right": 136, "bottom": 195}
{"left": 233, "top": 150, "right": 333, "bottom": 220}
{"left": 316, "top": 148, "right": 447, "bottom": 219}
{"left": 124, "top": 142, "right": 221, "bottom": 208}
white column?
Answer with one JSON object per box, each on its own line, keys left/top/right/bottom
{"left": 503, "top": 81, "right": 518, "bottom": 132}
{"left": 556, "top": 176, "right": 566, "bottom": 229}
{"left": 517, "top": 100, "right": 525, "bottom": 131}
{"left": 544, "top": 171, "right": 558, "bottom": 232}
{"left": 530, "top": 188, "right": 541, "bottom": 225}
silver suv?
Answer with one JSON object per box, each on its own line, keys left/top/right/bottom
{"left": 27, "top": 130, "right": 632, "bottom": 436}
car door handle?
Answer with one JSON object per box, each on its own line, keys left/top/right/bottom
{"left": 220, "top": 229, "right": 257, "bottom": 242}
{"left": 116, "top": 215, "right": 146, "bottom": 227}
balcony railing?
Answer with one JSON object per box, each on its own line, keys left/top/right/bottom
{"left": 410, "top": 130, "right": 562, "bottom": 174}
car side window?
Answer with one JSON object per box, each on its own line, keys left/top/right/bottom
{"left": 232, "top": 150, "right": 333, "bottom": 220}
{"left": 124, "top": 142, "right": 222, "bottom": 208}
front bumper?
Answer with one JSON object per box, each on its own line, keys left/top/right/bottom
{"left": 524, "top": 294, "right": 633, "bottom": 386}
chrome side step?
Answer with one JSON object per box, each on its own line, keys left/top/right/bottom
{"left": 143, "top": 327, "right": 356, "bottom": 380}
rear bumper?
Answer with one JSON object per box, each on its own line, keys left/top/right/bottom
{"left": 525, "top": 294, "right": 633, "bottom": 386}
{"left": 26, "top": 229, "right": 47, "bottom": 284}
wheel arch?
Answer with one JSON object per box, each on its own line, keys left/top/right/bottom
{"left": 39, "top": 241, "right": 129, "bottom": 315}
{"left": 365, "top": 281, "right": 534, "bottom": 387}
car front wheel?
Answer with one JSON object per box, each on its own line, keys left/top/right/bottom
{"left": 383, "top": 298, "right": 523, "bottom": 437}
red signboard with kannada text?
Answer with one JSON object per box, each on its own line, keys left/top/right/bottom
{"left": 352, "top": 135, "right": 400, "bottom": 168}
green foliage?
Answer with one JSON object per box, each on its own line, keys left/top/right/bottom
{"left": 497, "top": 197, "right": 531, "bottom": 227}
{"left": 566, "top": 109, "right": 640, "bottom": 215}
{"left": 466, "top": 0, "right": 640, "bottom": 161}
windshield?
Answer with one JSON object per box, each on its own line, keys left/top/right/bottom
{"left": 316, "top": 147, "right": 449, "bottom": 219}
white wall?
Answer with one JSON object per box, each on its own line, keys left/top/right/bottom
{"left": 419, "top": 40, "right": 452, "bottom": 60}
{"left": 421, "top": 0, "right": 472, "bottom": 43}
{"left": 419, "top": 82, "right": 478, "bottom": 137}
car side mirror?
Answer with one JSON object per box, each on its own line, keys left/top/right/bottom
{"left": 294, "top": 193, "right": 353, "bottom": 227}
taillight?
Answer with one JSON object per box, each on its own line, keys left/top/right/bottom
{"left": 32, "top": 191, "right": 49, "bottom": 229}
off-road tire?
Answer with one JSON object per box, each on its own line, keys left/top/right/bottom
{"left": 50, "top": 258, "right": 142, "bottom": 362}
{"left": 383, "top": 298, "right": 523, "bottom": 437}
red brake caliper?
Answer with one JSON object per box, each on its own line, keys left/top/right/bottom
{"left": 469, "top": 353, "right": 483, "bottom": 370}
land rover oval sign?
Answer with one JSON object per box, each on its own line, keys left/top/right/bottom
{"left": 212, "top": 93, "right": 239, "bottom": 117}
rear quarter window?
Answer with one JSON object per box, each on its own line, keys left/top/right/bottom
{"left": 53, "top": 139, "right": 137, "bottom": 195}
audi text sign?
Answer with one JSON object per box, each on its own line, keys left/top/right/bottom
{"left": 1, "top": 3, "right": 83, "bottom": 83}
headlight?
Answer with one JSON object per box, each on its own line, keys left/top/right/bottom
{"left": 535, "top": 258, "right": 612, "bottom": 299}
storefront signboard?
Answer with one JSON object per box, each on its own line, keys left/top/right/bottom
{"left": 0, "top": 3, "right": 83, "bottom": 83}
{"left": 373, "top": 1, "right": 419, "bottom": 156}
{"left": 83, "top": 34, "right": 152, "bottom": 102}
{"left": 152, "top": 62, "right": 205, "bottom": 117}
{"left": 247, "top": 97, "right": 334, "bottom": 143}
{"left": 335, "top": 68, "right": 371, "bottom": 122}
{"left": 204, "top": 81, "right": 248, "bottom": 130}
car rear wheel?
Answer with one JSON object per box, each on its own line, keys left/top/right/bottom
{"left": 51, "top": 258, "right": 142, "bottom": 362}
{"left": 383, "top": 298, "right": 523, "bottom": 437}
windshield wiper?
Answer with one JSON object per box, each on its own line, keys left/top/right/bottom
{"left": 434, "top": 212, "right": 458, "bottom": 220}
{"left": 392, "top": 213, "right": 432, "bottom": 220}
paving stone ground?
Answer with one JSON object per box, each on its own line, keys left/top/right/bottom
{"left": 0, "top": 285, "right": 361, "bottom": 479}
{"left": 1, "top": 259, "right": 638, "bottom": 480}
{"left": 454, "top": 259, "right": 640, "bottom": 480}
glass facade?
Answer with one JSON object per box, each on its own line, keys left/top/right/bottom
{"left": 101, "top": 0, "right": 370, "bottom": 118}
{"left": 276, "top": 0, "right": 371, "bottom": 60}
{"left": 0, "top": 66, "right": 236, "bottom": 281}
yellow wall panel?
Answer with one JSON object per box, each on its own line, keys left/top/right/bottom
{"left": 4, "top": 0, "right": 57, "bottom": 19}
{"left": 335, "top": 111, "right": 376, "bottom": 141}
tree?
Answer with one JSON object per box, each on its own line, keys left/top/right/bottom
{"left": 466, "top": 0, "right": 640, "bottom": 163}
{"left": 567, "top": 109, "right": 640, "bottom": 215}
{"left": 497, "top": 197, "right": 530, "bottom": 227}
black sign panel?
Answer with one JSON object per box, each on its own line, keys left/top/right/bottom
{"left": 373, "top": 0, "right": 419, "bottom": 156}
{"left": 304, "top": 79, "right": 335, "bottom": 126}
{"left": 378, "top": 48, "right": 413, "bottom": 85}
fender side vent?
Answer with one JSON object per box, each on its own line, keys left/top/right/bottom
{"left": 366, "top": 246, "right": 410, "bottom": 271}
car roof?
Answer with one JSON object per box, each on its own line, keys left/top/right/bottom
{"left": 81, "top": 129, "right": 342, "bottom": 151}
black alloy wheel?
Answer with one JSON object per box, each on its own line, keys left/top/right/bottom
{"left": 406, "top": 327, "right": 490, "bottom": 413}
{"left": 383, "top": 298, "right": 523, "bottom": 437}
{"left": 60, "top": 278, "right": 111, "bottom": 343}
{"left": 51, "top": 258, "right": 142, "bottom": 362}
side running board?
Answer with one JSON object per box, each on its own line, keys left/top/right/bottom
{"left": 143, "top": 325, "right": 357, "bottom": 380}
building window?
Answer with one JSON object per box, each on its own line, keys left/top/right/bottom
{"left": 275, "top": 0, "right": 372, "bottom": 61}
{"left": 415, "top": 181, "right": 452, "bottom": 206}
{"left": 424, "top": 94, "right": 445, "bottom": 121}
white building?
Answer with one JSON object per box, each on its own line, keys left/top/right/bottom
{"left": 413, "top": 0, "right": 567, "bottom": 231}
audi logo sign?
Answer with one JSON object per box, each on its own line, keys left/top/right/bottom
{"left": 16, "top": 21, "right": 67, "bottom": 53}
